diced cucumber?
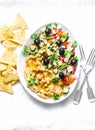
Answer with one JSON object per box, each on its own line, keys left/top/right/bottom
{"left": 30, "top": 46, "right": 36, "bottom": 51}
{"left": 63, "top": 87, "right": 69, "bottom": 94}
{"left": 39, "top": 50, "right": 43, "bottom": 55}
{"left": 53, "top": 69, "right": 58, "bottom": 74}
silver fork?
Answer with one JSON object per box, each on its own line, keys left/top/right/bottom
{"left": 73, "top": 46, "right": 95, "bottom": 104}
{"left": 73, "top": 44, "right": 86, "bottom": 104}
{"left": 81, "top": 49, "right": 95, "bottom": 103}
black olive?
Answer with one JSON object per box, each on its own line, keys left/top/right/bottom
{"left": 34, "top": 39, "right": 40, "bottom": 46}
{"left": 45, "top": 28, "right": 51, "bottom": 35}
{"left": 59, "top": 48, "right": 65, "bottom": 56}
{"left": 59, "top": 72, "right": 65, "bottom": 80}
{"left": 71, "top": 59, "right": 78, "bottom": 65}
{"left": 56, "top": 40, "right": 62, "bottom": 47}
{"left": 43, "top": 58, "right": 49, "bottom": 65}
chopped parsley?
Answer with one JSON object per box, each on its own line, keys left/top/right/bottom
{"left": 53, "top": 93, "right": 60, "bottom": 100}
{"left": 52, "top": 78, "right": 59, "bottom": 83}
{"left": 74, "top": 56, "right": 78, "bottom": 61}
{"left": 58, "top": 63, "right": 68, "bottom": 70}
{"left": 50, "top": 54, "right": 58, "bottom": 62}
{"left": 22, "top": 45, "right": 30, "bottom": 56}
{"left": 27, "top": 78, "right": 39, "bottom": 85}
{"left": 73, "top": 40, "right": 78, "bottom": 47}
{"left": 65, "top": 50, "right": 72, "bottom": 59}
{"left": 31, "top": 34, "right": 39, "bottom": 39}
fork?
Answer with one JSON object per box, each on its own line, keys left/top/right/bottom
{"left": 82, "top": 48, "right": 95, "bottom": 103}
{"left": 73, "top": 44, "right": 86, "bottom": 104}
{"left": 73, "top": 46, "right": 95, "bottom": 104}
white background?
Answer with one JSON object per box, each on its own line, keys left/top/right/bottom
{"left": 0, "top": 1, "right": 95, "bottom": 130}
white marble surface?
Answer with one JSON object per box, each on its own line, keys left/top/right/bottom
{"left": 0, "top": 1, "right": 95, "bottom": 130}
{"left": 0, "top": 0, "right": 95, "bottom": 7}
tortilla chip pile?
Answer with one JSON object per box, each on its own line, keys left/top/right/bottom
{"left": 0, "top": 13, "right": 28, "bottom": 94}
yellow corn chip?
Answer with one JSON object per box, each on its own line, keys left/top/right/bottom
{"left": 0, "top": 65, "right": 19, "bottom": 94}
{"left": 2, "top": 40, "right": 18, "bottom": 50}
{"left": 0, "top": 50, "right": 17, "bottom": 67}
{"left": 0, "top": 28, "right": 6, "bottom": 42}
{"left": 9, "top": 29, "right": 25, "bottom": 45}
{"left": 0, "top": 25, "right": 14, "bottom": 42}
{"left": 10, "top": 13, "right": 28, "bottom": 30}
{"left": 0, "top": 81, "right": 13, "bottom": 94}
{"left": 0, "top": 63, "right": 7, "bottom": 71}
{"left": 0, "top": 13, "right": 28, "bottom": 94}
{"left": 2, "top": 65, "right": 19, "bottom": 84}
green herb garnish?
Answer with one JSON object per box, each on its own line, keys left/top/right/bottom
{"left": 22, "top": 45, "right": 30, "bottom": 56}
{"left": 74, "top": 56, "right": 78, "bottom": 61}
{"left": 65, "top": 50, "right": 72, "bottom": 59}
{"left": 73, "top": 40, "right": 78, "bottom": 47}
{"left": 52, "top": 78, "right": 59, "bottom": 83}
{"left": 58, "top": 63, "right": 67, "bottom": 70}
{"left": 27, "top": 78, "right": 39, "bottom": 85}
{"left": 31, "top": 34, "right": 39, "bottom": 39}
{"left": 53, "top": 93, "right": 60, "bottom": 100}
{"left": 46, "top": 23, "right": 57, "bottom": 29}
{"left": 46, "top": 35, "right": 51, "bottom": 39}
{"left": 50, "top": 54, "right": 58, "bottom": 62}
{"left": 60, "top": 33, "right": 69, "bottom": 42}
{"left": 50, "top": 40, "right": 54, "bottom": 45}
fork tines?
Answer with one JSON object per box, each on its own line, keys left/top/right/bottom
{"left": 86, "top": 48, "right": 95, "bottom": 66}
{"left": 79, "top": 44, "right": 86, "bottom": 61}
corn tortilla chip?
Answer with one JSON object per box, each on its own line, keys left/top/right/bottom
{"left": 0, "top": 25, "right": 14, "bottom": 42}
{"left": 0, "top": 28, "right": 6, "bottom": 42}
{"left": 0, "top": 65, "right": 19, "bottom": 94}
{"left": 0, "top": 50, "right": 17, "bottom": 67}
{"left": 0, "top": 13, "right": 28, "bottom": 94}
{"left": 9, "top": 29, "right": 26, "bottom": 45}
{"left": 2, "top": 65, "right": 19, "bottom": 84}
{"left": 0, "top": 81, "right": 13, "bottom": 94}
{"left": 2, "top": 40, "right": 18, "bottom": 50}
{"left": 10, "top": 13, "right": 28, "bottom": 30}
{"left": 0, "top": 63, "right": 7, "bottom": 71}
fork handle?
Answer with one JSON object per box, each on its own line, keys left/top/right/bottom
{"left": 73, "top": 69, "right": 91, "bottom": 105}
{"left": 87, "top": 85, "right": 95, "bottom": 103}
{"left": 82, "top": 67, "right": 95, "bottom": 102}
{"left": 73, "top": 90, "right": 83, "bottom": 105}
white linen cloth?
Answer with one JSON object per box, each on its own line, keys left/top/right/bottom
{"left": 0, "top": 5, "right": 95, "bottom": 130}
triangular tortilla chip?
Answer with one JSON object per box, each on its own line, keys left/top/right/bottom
{"left": 0, "top": 63, "right": 7, "bottom": 71}
{"left": 0, "top": 50, "right": 17, "bottom": 67}
{"left": 9, "top": 29, "right": 26, "bottom": 45}
{"left": 0, "top": 25, "right": 14, "bottom": 42}
{"left": 0, "top": 81, "right": 13, "bottom": 94}
{"left": 2, "top": 65, "right": 19, "bottom": 84}
{"left": 2, "top": 40, "right": 18, "bottom": 50}
{"left": 0, "top": 28, "right": 6, "bottom": 42}
{"left": 10, "top": 13, "right": 28, "bottom": 30}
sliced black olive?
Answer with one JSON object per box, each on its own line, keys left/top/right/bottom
{"left": 56, "top": 40, "right": 62, "bottom": 47}
{"left": 59, "top": 48, "right": 65, "bottom": 56}
{"left": 34, "top": 39, "right": 40, "bottom": 46}
{"left": 59, "top": 72, "right": 65, "bottom": 80}
{"left": 45, "top": 28, "right": 51, "bottom": 35}
{"left": 43, "top": 58, "right": 49, "bottom": 65}
{"left": 71, "top": 59, "right": 78, "bottom": 65}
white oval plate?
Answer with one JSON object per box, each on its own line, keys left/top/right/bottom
{"left": 17, "top": 23, "right": 80, "bottom": 104}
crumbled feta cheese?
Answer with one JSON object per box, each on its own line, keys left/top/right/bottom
{"left": 67, "top": 66, "right": 73, "bottom": 73}
{"left": 63, "top": 87, "right": 69, "bottom": 94}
